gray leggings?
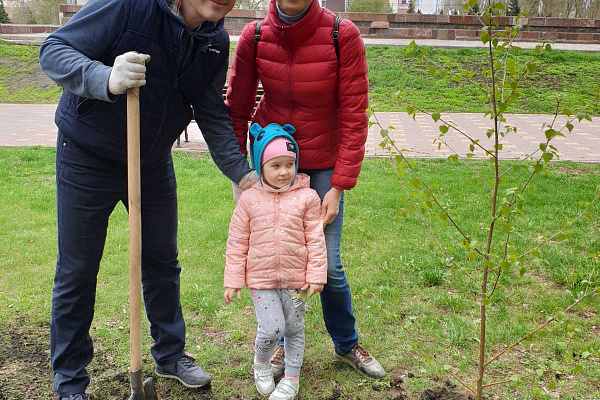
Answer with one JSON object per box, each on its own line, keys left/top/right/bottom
{"left": 250, "top": 288, "right": 306, "bottom": 377}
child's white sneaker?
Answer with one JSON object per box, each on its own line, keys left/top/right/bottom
{"left": 253, "top": 361, "right": 275, "bottom": 395}
{"left": 269, "top": 377, "right": 299, "bottom": 400}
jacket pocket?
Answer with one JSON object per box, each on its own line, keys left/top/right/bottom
{"left": 76, "top": 97, "right": 99, "bottom": 118}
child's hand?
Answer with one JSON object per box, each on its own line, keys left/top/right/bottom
{"left": 301, "top": 283, "right": 324, "bottom": 297}
{"left": 224, "top": 287, "right": 241, "bottom": 303}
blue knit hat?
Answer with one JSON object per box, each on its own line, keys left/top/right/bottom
{"left": 250, "top": 123, "right": 298, "bottom": 185}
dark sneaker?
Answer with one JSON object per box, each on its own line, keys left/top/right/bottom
{"left": 334, "top": 344, "right": 386, "bottom": 379}
{"left": 270, "top": 344, "right": 285, "bottom": 381}
{"left": 155, "top": 355, "right": 212, "bottom": 388}
{"left": 59, "top": 394, "right": 88, "bottom": 400}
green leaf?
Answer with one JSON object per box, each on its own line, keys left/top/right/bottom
{"left": 548, "top": 381, "right": 556, "bottom": 390}
{"left": 482, "top": 297, "right": 491, "bottom": 307}
{"left": 507, "top": 60, "right": 516, "bottom": 74}
{"left": 539, "top": 143, "right": 547, "bottom": 151}
{"left": 566, "top": 123, "right": 574, "bottom": 133}
{"left": 481, "top": 33, "right": 491, "bottom": 45}
{"left": 542, "top": 153, "right": 553, "bottom": 163}
{"left": 520, "top": 266, "right": 527, "bottom": 277}
{"left": 410, "top": 178, "right": 421, "bottom": 188}
{"left": 470, "top": 144, "right": 475, "bottom": 152}
{"left": 428, "top": 66, "right": 437, "bottom": 77}
{"left": 467, "top": 251, "right": 477, "bottom": 262}
{"left": 526, "top": 62, "right": 537, "bottom": 73}
{"left": 439, "top": 125, "right": 449, "bottom": 134}
{"left": 380, "top": 129, "right": 389, "bottom": 138}
{"left": 545, "top": 129, "right": 565, "bottom": 140}
{"left": 438, "top": 70, "right": 447, "bottom": 79}
{"left": 573, "top": 364, "right": 583, "bottom": 374}
{"left": 494, "top": 2, "right": 505, "bottom": 10}
{"left": 534, "top": 164, "right": 543, "bottom": 173}
{"left": 432, "top": 112, "right": 441, "bottom": 123}
{"left": 406, "top": 105, "right": 415, "bottom": 116}
{"left": 468, "top": 0, "right": 477, "bottom": 6}
{"left": 500, "top": 261, "right": 511, "bottom": 271}
{"left": 556, "top": 233, "right": 567, "bottom": 242}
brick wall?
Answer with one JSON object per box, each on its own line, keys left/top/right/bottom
{"left": 32, "top": 5, "right": 600, "bottom": 44}
{"left": 0, "top": 24, "right": 59, "bottom": 34}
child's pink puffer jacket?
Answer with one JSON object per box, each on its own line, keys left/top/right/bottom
{"left": 225, "top": 173, "right": 327, "bottom": 289}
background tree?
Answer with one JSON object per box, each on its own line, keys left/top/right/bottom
{"left": 0, "top": 0, "right": 11, "bottom": 24}
{"left": 28, "top": 0, "right": 62, "bottom": 25}
{"left": 508, "top": 0, "right": 521, "bottom": 14}
{"left": 408, "top": 0, "right": 415, "bottom": 13}
{"left": 348, "top": 0, "right": 393, "bottom": 13}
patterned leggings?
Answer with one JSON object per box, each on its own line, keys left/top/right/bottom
{"left": 250, "top": 288, "right": 306, "bottom": 377}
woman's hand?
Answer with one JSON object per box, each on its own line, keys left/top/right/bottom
{"left": 321, "top": 187, "right": 343, "bottom": 226}
{"left": 224, "top": 287, "right": 241, "bottom": 303}
{"left": 301, "top": 283, "right": 325, "bottom": 297}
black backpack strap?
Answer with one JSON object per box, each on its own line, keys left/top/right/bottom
{"left": 254, "top": 20, "right": 263, "bottom": 59}
{"left": 333, "top": 17, "right": 342, "bottom": 61}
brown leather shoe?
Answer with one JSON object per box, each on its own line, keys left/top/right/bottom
{"left": 335, "top": 344, "right": 386, "bottom": 379}
{"left": 270, "top": 344, "right": 285, "bottom": 381}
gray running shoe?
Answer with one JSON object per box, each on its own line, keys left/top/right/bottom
{"left": 155, "top": 355, "right": 212, "bottom": 388}
{"left": 269, "top": 377, "right": 299, "bottom": 400}
{"left": 59, "top": 395, "right": 88, "bottom": 400}
{"left": 270, "top": 344, "right": 285, "bottom": 381}
{"left": 253, "top": 361, "right": 275, "bottom": 395}
{"left": 335, "top": 344, "right": 386, "bottom": 379}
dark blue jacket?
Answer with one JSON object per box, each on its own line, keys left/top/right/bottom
{"left": 39, "top": 0, "right": 250, "bottom": 182}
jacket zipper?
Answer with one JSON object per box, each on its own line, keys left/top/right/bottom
{"left": 285, "top": 27, "right": 296, "bottom": 122}
{"left": 275, "top": 192, "right": 282, "bottom": 285}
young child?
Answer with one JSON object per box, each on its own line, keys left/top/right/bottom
{"left": 224, "top": 122, "right": 327, "bottom": 400}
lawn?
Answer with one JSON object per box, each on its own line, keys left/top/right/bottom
{"left": 0, "top": 147, "right": 598, "bottom": 399}
{"left": 1, "top": 41, "right": 600, "bottom": 115}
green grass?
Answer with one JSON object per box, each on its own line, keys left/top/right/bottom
{"left": 1, "top": 41, "right": 600, "bottom": 114}
{"left": 0, "top": 147, "right": 598, "bottom": 399}
{"left": 367, "top": 46, "right": 600, "bottom": 115}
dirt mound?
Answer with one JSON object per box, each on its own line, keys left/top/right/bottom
{"left": 420, "top": 380, "right": 472, "bottom": 400}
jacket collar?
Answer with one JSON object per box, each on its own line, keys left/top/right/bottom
{"left": 267, "top": 0, "right": 320, "bottom": 46}
{"left": 253, "top": 173, "right": 310, "bottom": 193}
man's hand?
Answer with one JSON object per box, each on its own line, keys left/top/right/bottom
{"left": 321, "top": 188, "right": 343, "bottom": 226}
{"left": 108, "top": 51, "right": 151, "bottom": 95}
{"left": 224, "top": 287, "right": 242, "bottom": 303}
{"left": 232, "top": 171, "right": 259, "bottom": 202}
{"left": 301, "top": 283, "right": 325, "bottom": 297}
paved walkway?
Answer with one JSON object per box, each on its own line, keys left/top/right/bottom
{"left": 1, "top": 104, "right": 598, "bottom": 162}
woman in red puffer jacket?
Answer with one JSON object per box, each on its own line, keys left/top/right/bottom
{"left": 226, "top": 0, "right": 386, "bottom": 385}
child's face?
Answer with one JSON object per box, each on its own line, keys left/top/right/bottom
{"left": 262, "top": 156, "right": 295, "bottom": 189}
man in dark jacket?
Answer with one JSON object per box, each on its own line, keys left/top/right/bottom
{"left": 39, "top": 0, "right": 257, "bottom": 399}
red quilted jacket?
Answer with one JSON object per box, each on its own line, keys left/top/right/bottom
{"left": 226, "top": 0, "right": 369, "bottom": 190}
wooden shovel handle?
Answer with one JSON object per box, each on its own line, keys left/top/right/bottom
{"left": 127, "top": 87, "right": 142, "bottom": 373}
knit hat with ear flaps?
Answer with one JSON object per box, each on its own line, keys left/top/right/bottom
{"left": 250, "top": 123, "right": 298, "bottom": 185}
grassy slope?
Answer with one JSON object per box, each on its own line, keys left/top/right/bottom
{"left": 1, "top": 42, "right": 599, "bottom": 115}
{"left": 367, "top": 46, "right": 600, "bottom": 115}
{"left": 0, "top": 43, "right": 61, "bottom": 103}
{"left": 0, "top": 148, "right": 598, "bottom": 399}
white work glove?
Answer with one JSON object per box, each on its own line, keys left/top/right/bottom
{"left": 108, "top": 51, "right": 151, "bottom": 95}
{"left": 232, "top": 171, "right": 259, "bottom": 202}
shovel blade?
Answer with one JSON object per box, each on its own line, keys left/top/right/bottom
{"left": 129, "top": 370, "right": 158, "bottom": 400}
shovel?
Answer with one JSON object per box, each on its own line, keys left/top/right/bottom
{"left": 127, "top": 87, "right": 158, "bottom": 400}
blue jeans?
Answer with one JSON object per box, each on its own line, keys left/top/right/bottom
{"left": 279, "top": 168, "right": 359, "bottom": 354}
{"left": 51, "top": 132, "right": 186, "bottom": 396}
